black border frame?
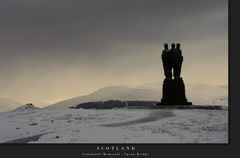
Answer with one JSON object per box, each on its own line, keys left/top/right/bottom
{"left": 2, "top": 0, "right": 240, "bottom": 157}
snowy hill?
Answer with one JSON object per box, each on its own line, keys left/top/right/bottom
{"left": 11, "top": 103, "right": 40, "bottom": 113}
{"left": 0, "top": 98, "right": 22, "bottom": 112}
{"left": 47, "top": 83, "right": 228, "bottom": 109}
{"left": 185, "top": 84, "right": 228, "bottom": 105}
{"left": 47, "top": 86, "right": 161, "bottom": 109}
{"left": 0, "top": 86, "right": 228, "bottom": 144}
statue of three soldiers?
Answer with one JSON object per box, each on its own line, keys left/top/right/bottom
{"left": 162, "top": 43, "right": 183, "bottom": 80}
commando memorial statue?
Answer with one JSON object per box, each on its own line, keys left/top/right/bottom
{"left": 157, "top": 43, "right": 192, "bottom": 105}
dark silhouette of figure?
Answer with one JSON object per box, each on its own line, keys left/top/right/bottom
{"left": 158, "top": 43, "right": 192, "bottom": 106}
{"left": 167, "top": 43, "right": 177, "bottom": 79}
{"left": 161, "top": 43, "right": 184, "bottom": 79}
{"left": 173, "top": 43, "right": 183, "bottom": 79}
{"left": 161, "top": 43, "right": 172, "bottom": 79}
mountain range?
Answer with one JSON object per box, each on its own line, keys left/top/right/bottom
{"left": 47, "top": 83, "right": 228, "bottom": 109}
{"left": 0, "top": 83, "right": 228, "bottom": 111}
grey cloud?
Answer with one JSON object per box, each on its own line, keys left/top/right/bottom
{"left": 0, "top": 0, "right": 228, "bottom": 102}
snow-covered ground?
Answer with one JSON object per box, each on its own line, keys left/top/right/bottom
{"left": 0, "top": 105, "right": 228, "bottom": 143}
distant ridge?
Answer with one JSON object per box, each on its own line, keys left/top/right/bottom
{"left": 0, "top": 98, "right": 22, "bottom": 112}
{"left": 47, "top": 86, "right": 160, "bottom": 109}
{"left": 47, "top": 83, "right": 228, "bottom": 109}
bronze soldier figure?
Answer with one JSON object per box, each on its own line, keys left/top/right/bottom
{"left": 161, "top": 43, "right": 172, "bottom": 79}
{"left": 173, "top": 43, "right": 183, "bottom": 79}
{"left": 168, "top": 43, "right": 177, "bottom": 79}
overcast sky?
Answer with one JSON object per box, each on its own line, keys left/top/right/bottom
{"left": 0, "top": 0, "right": 228, "bottom": 104}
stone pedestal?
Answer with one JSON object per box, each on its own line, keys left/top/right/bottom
{"left": 157, "top": 78, "right": 192, "bottom": 105}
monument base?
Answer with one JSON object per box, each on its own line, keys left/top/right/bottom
{"left": 156, "top": 101, "right": 192, "bottom": 106}
{"left": 156, "top": 77, "right": 192, "bottom": 106}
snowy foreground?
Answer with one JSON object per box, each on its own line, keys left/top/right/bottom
{"left": 0, "top": 107, "right": 228, "bottom": 143}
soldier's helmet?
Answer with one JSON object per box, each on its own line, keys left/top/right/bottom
{"left": 176, "top": 43, "right": 181, "bottom": 49}
{"left": 164, "top": 43, "right": 168, "bottom": 49}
